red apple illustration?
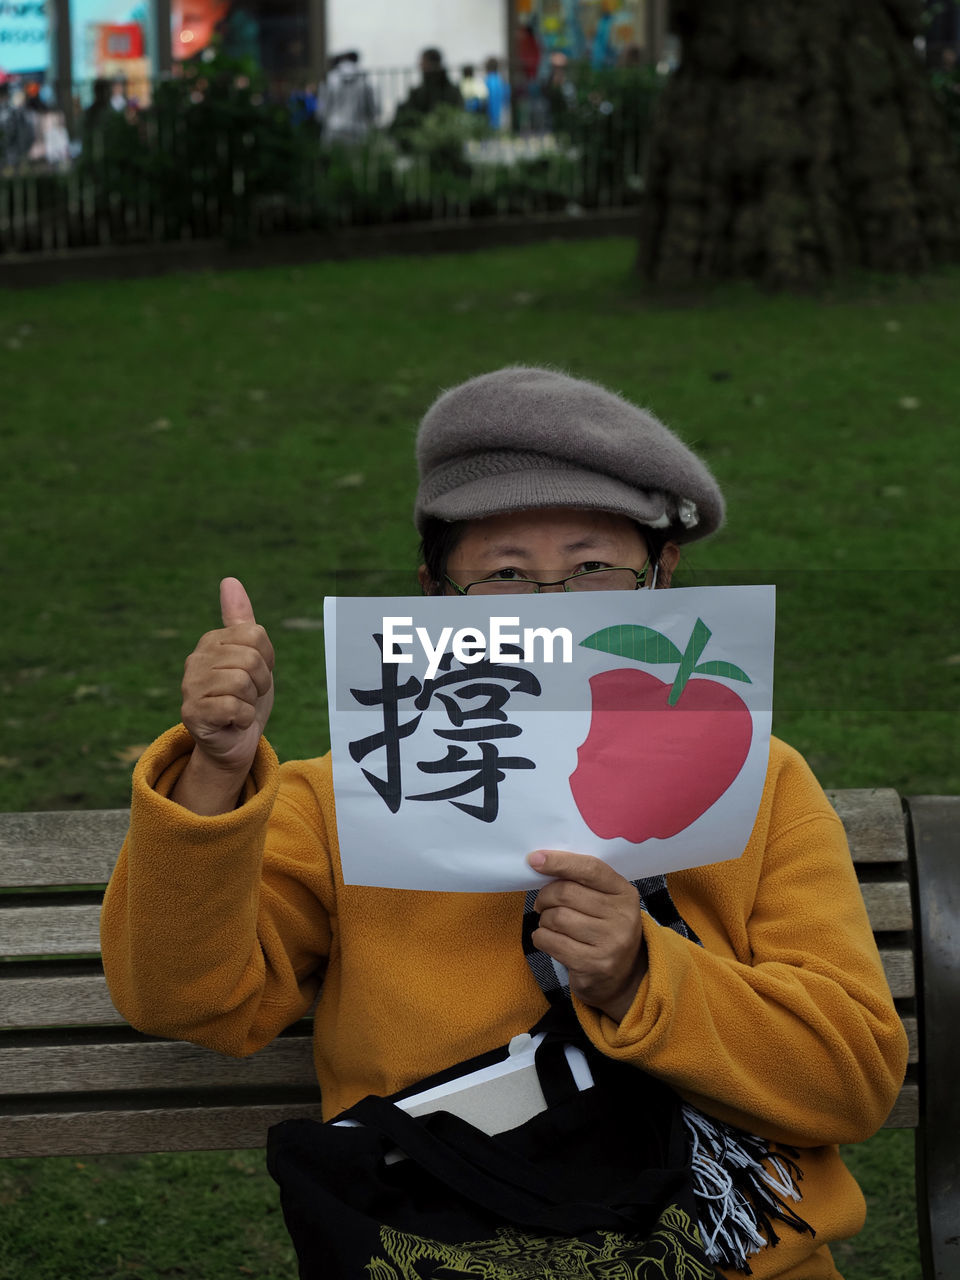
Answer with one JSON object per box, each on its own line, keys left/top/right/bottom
{"left": 569, "top": 618, "right": 753, "bottom": 841}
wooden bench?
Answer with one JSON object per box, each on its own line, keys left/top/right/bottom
{"left": 1, "top": 791, "right": 957, "bottom": 1277}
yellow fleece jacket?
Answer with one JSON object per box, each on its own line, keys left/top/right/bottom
{"left": 100, "top": 727, "right": 907, "bottom": 1280}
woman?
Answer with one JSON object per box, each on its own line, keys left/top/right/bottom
{"left": 101, "top": 367, "right": 907, "bottom": 1279}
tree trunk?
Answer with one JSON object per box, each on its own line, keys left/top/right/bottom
{"left": 638, "top": 0, "right": 960, "bottom": 286}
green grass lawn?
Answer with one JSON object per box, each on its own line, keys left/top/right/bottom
{"left": 2, "top": 237, "right": 956, "bottom": 1278}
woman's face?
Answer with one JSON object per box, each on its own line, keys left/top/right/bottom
{"left": 420, "top": 507, "right": 679, "bottom": 594}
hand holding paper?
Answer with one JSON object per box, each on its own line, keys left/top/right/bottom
{"left": 528, "top": 849, "right": 648, "bottom": 1023}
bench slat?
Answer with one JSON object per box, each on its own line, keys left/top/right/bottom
{"left": 825, "top": 789, "right": 907, "bottom": 863}
{"left": 0, "top": 935, "right": 917, "bottom": 1003}
{"left": 1, "top": 972, "right": 122, "bottom": 1028}
{"left": 878, "top": 947, "right": 914, "bottom": 999}
{"left": 1, "top": 903, "right": 102, "bottom": 956}
{"left": 1, "top": 1015, "right": 918, "bottom": 1088}
{"left": 0, "top": 798, "right": 901, "bottom": 879}
{"left": 902, "top": 1015, "right": 918, "bottom": 1064}
{"left": 883, "top": 1082, "right": 918, "bottom": 1129}
{"left": 0, "top": 810, "right": 128, "bottom": 887}
{"left": 1, "top": 1085, "right": 917, "bottom": 1161}
{"left": 5, "top": 974, "right": 917, "bottom": 1074}
{"left": 0, "top": 1101, "right": 326, "bottom": 1158}
{"left": 0, "top": 1034, "right": 316, "bottom": 1095}
{"left": 857, "top": 881, "right": 913, "bottom": 932}
{"left": 2, "top": 891, "right": 916, "bottom": 959}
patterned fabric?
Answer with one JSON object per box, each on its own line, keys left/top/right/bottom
{"left": 522, "top": 872, "right": 813, "bottom": 1274}
{"left": 366, "top": 1211, "right": 719, "bottom": 1279}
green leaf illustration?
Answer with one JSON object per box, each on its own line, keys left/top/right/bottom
{"left": 668, "top": 617, "right": 712, "bottom": 705}
{"left": 693, "top": 660, "right": 752, "bottom": 684}
{"left": 580, "top": 625, "right": 682, "bottom": 664}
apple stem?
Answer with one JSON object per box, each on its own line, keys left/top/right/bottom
{"left": 668, "top": 618, "right": 712, "bottom": 706}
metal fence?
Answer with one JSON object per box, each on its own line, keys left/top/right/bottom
{"left": 0, "top": 64, "right": 662, "bottom": 256}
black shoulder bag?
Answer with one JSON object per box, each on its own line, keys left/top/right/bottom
{"left": 267, "top": 1010, "right": 723, "bottom": 1280}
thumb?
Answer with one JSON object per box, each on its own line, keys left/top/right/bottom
{"left": 220, "top": 577, "right": 256, "bottom": 627}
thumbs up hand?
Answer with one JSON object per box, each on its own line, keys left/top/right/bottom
{"left": 175, "top": 579, "right": 276, "bottom": 809}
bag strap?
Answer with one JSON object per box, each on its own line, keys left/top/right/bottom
{"left": 533, "top": 1033, "right": 583, "bottom": 1109}
{"left": 346, "top": 1094, "right": 646, "bottom": 1235}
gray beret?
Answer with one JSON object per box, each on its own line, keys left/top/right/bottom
{"left": 414, "top": 366, "right": 724, "bottom": 544}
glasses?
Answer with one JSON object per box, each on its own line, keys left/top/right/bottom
{"left": 444, "top": 564, "right": 650, "bottom": 596}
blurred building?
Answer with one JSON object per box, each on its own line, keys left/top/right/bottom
{"left": 516, "top": 1, "right": 666, "bottom": 68}
{"left": 0, "top": 0, "right": 670, "bottom": 111}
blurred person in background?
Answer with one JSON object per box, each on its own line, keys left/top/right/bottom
{"left": 84, "top": 79, "right": 112, "bottom": 126}
{"left": 484, "top": 55, "right": 510, "bottom": 131}
{"left": 591, "top": 0, "right": 617, "bottom": 68}
{"left": 27, "top": 100, "right": 71, "bottom": 168}
{"left": 81, "top": 79, "right": 114, "bottom": 157}
{"left": 321, "top": 51, "right": 377, "bottom": 144}
{"left": 289, "top": 80, "right": 319, "bottom": 127}
{"left": 543, "top": 50, "right": 577, "bottom": 134}
{"left": 110, "top": 78, "right": 128, "bottom": 113}
{"left": 515, "top": 18, "right": 546, "bottom": 133}
{"left": 459, "top": 63, "right": 488, "bottom": 116}
{"left": 391, "top": 47, "right": 463, "bottom": 134}
{"left": 0, "top": 82, "right": 35, "bottom": 170}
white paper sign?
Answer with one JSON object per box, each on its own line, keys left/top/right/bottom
{"left": 325, "top": 586, "right": 775, "bottom": 892}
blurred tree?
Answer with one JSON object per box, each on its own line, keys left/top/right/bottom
{"left": 638, "top": 0, "right": 960, "bottom": 286}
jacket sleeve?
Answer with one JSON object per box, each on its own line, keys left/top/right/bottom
{"left": 574, "top": 747, "right": 909, "bottom": 1148}
{"left": 100, "top": 726, "right": 334, "bottom": 1057}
